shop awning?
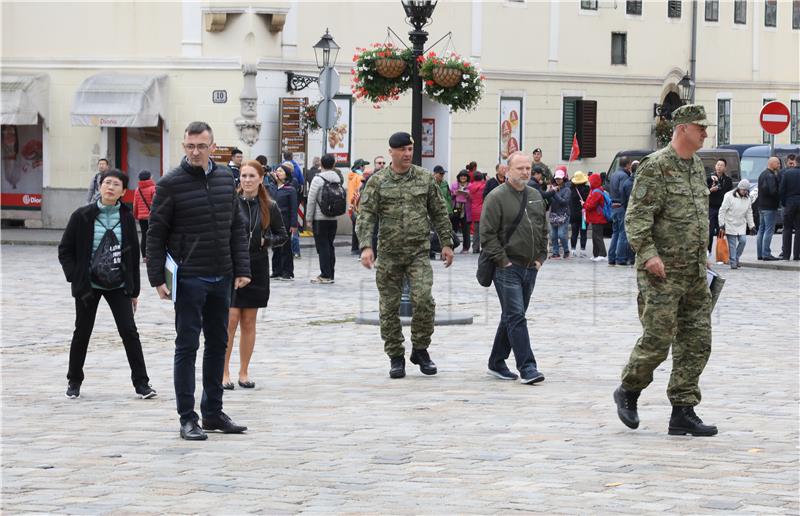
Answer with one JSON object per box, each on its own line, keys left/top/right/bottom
{"left": 70, "top": 73, "right": 167, "bottom": 128}
{"left": 1, "top": 74, "right": 49, "bottom": 128}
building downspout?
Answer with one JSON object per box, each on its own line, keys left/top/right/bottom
{"left": 690, "top": 0, "right": 697, "bottom": 102}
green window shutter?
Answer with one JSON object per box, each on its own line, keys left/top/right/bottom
{"left": 562, "top": 97, "right": 578, "bottom": 161}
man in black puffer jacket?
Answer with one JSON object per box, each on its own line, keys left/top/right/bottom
{"left": 147, "top": 121, "right": 251, "bottom": 441}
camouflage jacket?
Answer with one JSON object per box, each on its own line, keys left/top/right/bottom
{"left": 355, "top": 164, "right": 453, "bottom": 255}
{"left": 625, "top": 144, "right": 709, "bottom": 276}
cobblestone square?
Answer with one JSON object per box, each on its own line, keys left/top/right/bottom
{"left": 1, "top": 242, "right": 798, "bottom": 514}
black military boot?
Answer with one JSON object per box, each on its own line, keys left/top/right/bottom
{"left": 613, "top": 385, "right": 640, "bottom": 429}
{"left": 389, "top": 356, "right": 406, "bottom": 379}
{"left": 410, "top": 349, "right": 437, "bottom": 375}
{"left": 668, "top": 406, "right": 718, "bottom": 436}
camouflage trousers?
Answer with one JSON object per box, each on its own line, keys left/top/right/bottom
{"left": 621, "top": 269, "right": 712, "bottom": 406}
{"left": 375, "top": 251, "right": 435, "bottom": 358}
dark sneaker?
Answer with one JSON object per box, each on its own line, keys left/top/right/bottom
{"left": 520, "top": 369, "right": 545, "bottom": 384}
{"left": 201, "top": 412, "right": 247, "bottom": 433}
{"left": 613, "top": 385, "right": 640, "bottom": 429}
{"left": 410, "top": 349, "right": 437, "bottom": 375}
{"left": 180, "top": 420, "right": 208, "bottom": 440}
{"left": 668, "top": 406, "right": 718, "bottom": 436}
{"left": 65, "top": 383, "right": 81, "bottom": 399}
{"left": 389, "top": 356, "right": 406, "bottom": 379}
{"left": 487, "top": 366, "right": 519, "bottom": 381}
{"left": 135, "top": 384, "right": 158, "bottom": 399}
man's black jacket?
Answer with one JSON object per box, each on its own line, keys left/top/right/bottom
{"left": 146, "top": 158, "right": 250, "bottom": 286}
{"left": 58, "top": 202, "right": 140, "bottom": 300}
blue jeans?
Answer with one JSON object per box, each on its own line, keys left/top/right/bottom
{"left": 489, "top": 264, "right": 538, "bottom": 374}
{"left": 291, "top": 231, "right": 301, "bottom": 256}
{"left": 608, "top": 206, "right": 629, "bottom": 264}
{"left": 174, "top": 276, "right": 231, "bottom": 424}
{"left": 550, "top": 223, "right": 569, "bottom": 256}
{"left": 756, "top": 209, "right": 776, "bottom": 258}
{"left": 726, "top": 234, "right": 747, "bottom": 266}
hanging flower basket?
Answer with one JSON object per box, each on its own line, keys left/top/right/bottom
{"left": 431, "top": 66, "right": 461, "bottom": 88}
{"left": 351, "top": 43, "right": 412, "bottom": 105}
{"left": 300, "top": 103, "right": 321, "bottom": 133}
{"left": 418, "top": 52, "right": 485, "bottom": 112}
{"left": 376, "top": 58, "right": 407, "bottom": 79}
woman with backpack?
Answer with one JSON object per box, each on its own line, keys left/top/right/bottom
{"left": 57, "top": 169, "right": 156, "bottom": 400}
{"left": 223, "top": 160, "right": 287, "bottom": 390}
{"left": 582, "top": 173, "right": 609, "bottom": 261}
{"left": 305, "top": 154, "right": 344, "bottom": 284}
{"left": 132, "top": 170, "right": 155, "bottom": 260}
{"left": 548, "top": 169, "right": 572, "bottom": 259}
{"left": 271, "top": 163, "right": 298, "bottom": 280}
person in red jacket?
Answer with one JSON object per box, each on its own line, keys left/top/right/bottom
{"left": 582, "top": 173, "right": 608, "bottom": 261}
{"left": 132, "top": 170, "right": 155, "bottom": 259}
{"left": 468, "top": 171, "right": 487, "bottom": 253}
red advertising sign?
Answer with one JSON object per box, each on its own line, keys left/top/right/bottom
{"left": 760, "top": 101, "right": 790, "bottom": 135}
{"left": 2, "top": 123, "right": 43, "bottom": 210}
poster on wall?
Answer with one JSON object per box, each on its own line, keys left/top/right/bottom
{"left": 421, "top": 118, "right": 435, "bottom": 157}
{"left": 1, "top": 122, "right": 43, "bottom": 210}
{"left": 499, "top": 97, "right": 523, "bottom": 164}
{"left": 325, "top": 95, "right": 352, "bottom": 167}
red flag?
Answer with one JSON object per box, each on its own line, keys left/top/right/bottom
{"left": 569, "top": 134, "right": 581, "bottom": 162}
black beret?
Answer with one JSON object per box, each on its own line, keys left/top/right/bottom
{"left": 389, "top": 132, "right": 414, "bottom": 149}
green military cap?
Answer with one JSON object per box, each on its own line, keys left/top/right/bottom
{"left": 671, "top": 104, "right": 715, "bottom": 127}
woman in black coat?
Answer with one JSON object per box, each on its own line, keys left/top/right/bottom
{"left": 568, "top": 171, "right": 591, "bottom": 258}
{"left": 57, "top": 169, "right": 155, "bottom": 399}
{"left": 270, "top": 163, "right": 298, "bottom": 280}
{"left": 224, "top": 161, "right": 287, "bottom": 389}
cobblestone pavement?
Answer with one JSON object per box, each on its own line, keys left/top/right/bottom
{"left": 1, "top": 242, "right": 798, "bottom": 515}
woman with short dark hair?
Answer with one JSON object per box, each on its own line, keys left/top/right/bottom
{"left": 58, "top": 169, "right": 156, "bottom": 400}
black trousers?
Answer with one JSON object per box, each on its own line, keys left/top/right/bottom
{"left": 350, "top": 214, "right": 359, "bottom": 252}
{"left": 272, "top": 238, "right": 294, "bottom": 278}
{"left": 138, "top": 219, "right": 149, "bottom": 258}
{"left": 708, "top": 207, "right": 721, "bottom": 253}
{"left": 591, "top": 223, "right": 607, "bottom": 257}
{"left": 570, "top": 221, "right": 587, "bottom": 249}
{"left": 313, "top": 220, "right": 338, "bottom": 279}
{"left": 782, "top": 205, "right": 800, "bottom": 260}
{"left": 451, "top": 214, "right": 470, "bottom": 250}
{"left": 67, "top": 287, "right": 149, "bottom": 387}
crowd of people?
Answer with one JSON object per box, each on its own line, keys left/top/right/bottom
{"left": 57, "top": 106, "right": 800, "bottom": 441}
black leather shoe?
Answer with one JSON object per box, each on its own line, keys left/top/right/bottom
{"left": 763, "top": 255, "right": 779, "bottom": 261}
{"left": 180, "top": 420, "right": 208, "bottom": 440}
{"left": 389, "top": 356, "right": 406, "bottom": 378}
{"left": 613, "top": 385, "right": 640, "bottom": 429}
{"left": 668, "top": 406, "right": 718, "bottom": 436}
{"left": 201, "top": 412, "right": 247, "bottom": 433}
{"left": 410, "top": 349, "right": 437, "bottom": 375}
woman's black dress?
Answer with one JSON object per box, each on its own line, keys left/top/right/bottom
{"left": 231, "top": 197, "right": 287, "bottom": 308}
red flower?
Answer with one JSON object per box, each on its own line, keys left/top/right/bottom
{"left": 425, "top": 80, "right": 434, "bottom": 86}
{"left": 427, "top": 51, "right": 437, "bottom": 57}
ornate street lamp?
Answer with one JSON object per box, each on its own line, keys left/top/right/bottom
{"left": 286, "top": 29, "right": 340, "bottom": 92}
{"left": 402, "top": 0, "right": 438, "bottom": 166}
{"left": 678, "top": 71, "right": 695, "bottom": 104}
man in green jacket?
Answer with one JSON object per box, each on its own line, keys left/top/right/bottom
{"left": 480, "top": 151, "right": 548, "bottom": 384}
{"left": 433, "top": 165, "right": 453, "bottom": 213}
{"left": 356, "top": 132, "right": 454, "bottom": 379}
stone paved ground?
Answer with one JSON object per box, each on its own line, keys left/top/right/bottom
{"left": 1, "top": 241, "right": 798, "bottom": 515}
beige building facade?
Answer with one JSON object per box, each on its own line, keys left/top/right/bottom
{"left": 2, "top": 0, "right": 798, "bottom": 227}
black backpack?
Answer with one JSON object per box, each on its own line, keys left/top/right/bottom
{"left": 318, "top": 171, "right": 347, "bottom": 217}
{"left": 90, "top": 219, "right": 124, "bottom": 289}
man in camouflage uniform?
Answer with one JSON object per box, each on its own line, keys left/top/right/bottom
{"left": 613, "top": 104, "right": 718, "bottom": 437}
{"left": 356, "top": 132, "right": 455, "bottom": 379}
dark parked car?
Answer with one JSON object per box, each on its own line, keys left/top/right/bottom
{"left": 738, "top": 145, "right": 799, "bottom": 231}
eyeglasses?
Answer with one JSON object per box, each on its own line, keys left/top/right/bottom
{"left": 375, "top": 161, "right": 385, "bottom": 166}
{"left": 183, "top": 143, "right": 210, "bottom": 152}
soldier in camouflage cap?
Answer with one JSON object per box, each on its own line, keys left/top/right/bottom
{"left": 356, "top": 132, "right": 455, "bottom": 379}
{"left": 613, "top": 104, "right": 719, "bottom": 437}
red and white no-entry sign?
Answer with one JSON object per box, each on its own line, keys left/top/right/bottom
{"left": 760, "top": 101, "right": 790, "bottom": 135}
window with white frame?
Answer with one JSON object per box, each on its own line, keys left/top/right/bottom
{"left": 581, "top": 0, "right": 598, "bottom": 10}
{"left": 611, "top": 33, "right": 627, "bottom": 65}
{"left": 734, "top": 0, "right": 747, "bottom": 23}
{"left": 626, "top": 0, "right": 642, "bottom": 15}
{"left": 717, "top": 99, "right": 731, "bottom": 145}
{"left": 765, "top": 0, "right": 777, "bottom": 27}
{"left": 705, "top": 0, "right": 719, "bottom": 21}
{"left": 793, "top": 0, "right": 800, "bottom": 29}
{"left": 791, "top": 100, "right": 800, "bottom": 144}
{"left": 668, "top": 0, "right": 682, "bottom": 18}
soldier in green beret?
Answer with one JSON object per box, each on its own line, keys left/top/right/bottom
{"left": 613, "top": 104, "right": 719, "bottom": 437}
{"left": 356, "top": 132, "right": 455, "bottom": 379}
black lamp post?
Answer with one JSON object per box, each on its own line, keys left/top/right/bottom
{"left": 286, "top": 29, "right": 340, "bottom": 92}
{"left": 402, "top": 0, "right": 438, "bottom": 166}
